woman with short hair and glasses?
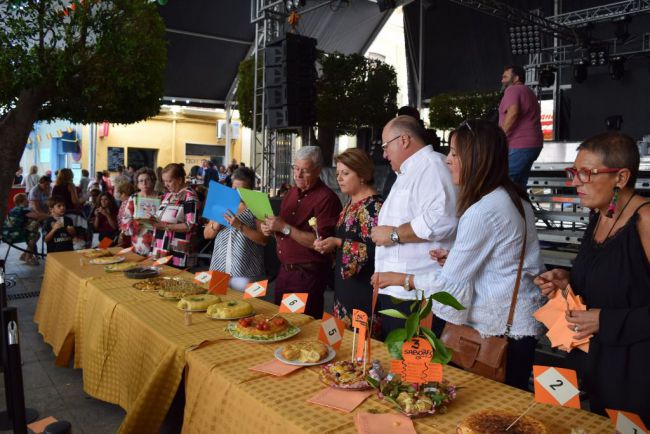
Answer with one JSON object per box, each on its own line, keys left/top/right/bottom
{"left": 373, "top": 119, "right": 545, "bottom": 390}
{"left": 535, "top": 132, "right": 650, "bottom": 423}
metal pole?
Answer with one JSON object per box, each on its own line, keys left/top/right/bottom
{"left": 4, "top": 307, "right": 27, "bottom": 434}
{"left": 552, "top": 0, "right": 561, "bottom": 141}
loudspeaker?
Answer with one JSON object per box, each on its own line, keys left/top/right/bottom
{"left": 264, "top": 33, "right": 317, "bottom": 129}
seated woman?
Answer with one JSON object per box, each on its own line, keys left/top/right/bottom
{"left": 535, "top": 132, "right": 650, "bottom": 424}
{"left": 204, "top": 167, "right": 267, "bottom": 289}
{"left": 373, "top": 120, "right": 544, "bottom": 390}
{"left": 119, "top": 167, "right": 160, "bottom": 256}
{"left": 152, "top": 164, "right": 197, "bottom": 268}
{"left": 313, "top": 148, "right": 383, "bottom": 335}
{"left": 1, "top": 193, "right": 47, "bottom": 265}
{"left": 92, "top": 192, "right": 119, "bottom": 243}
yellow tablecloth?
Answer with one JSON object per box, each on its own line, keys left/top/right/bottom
{"left": 182, "top": 326, "right": 612, "bottom": 434}
{"left": 34, "top": 249, "right": 142, "bottom": 366}
{"left": 77, "top": 274, "right": 312, "bottom": 434}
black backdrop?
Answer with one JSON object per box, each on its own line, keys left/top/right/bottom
{"left": 404, "top": 0, "right": 650, "bottom": 140}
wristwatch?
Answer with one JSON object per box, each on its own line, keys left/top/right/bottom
{"left": 281, "top": 225, "right": 292, "bottom": 236}
{"left": 403, "top": 274, "right": 412, "bottom": 291}
{"left": 390, "top": 227, "right": 400, "bottom": 244}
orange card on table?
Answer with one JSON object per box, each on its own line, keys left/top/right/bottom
{"left": 606, "top": 409, "right": 649, "bottom": 434}
{"left": 249, "top": 359, "right": 302, "bottom": 376}
{"left": 243, "top": 280, "right": 268, "bottom": 299}
{"left": 117, "top": 246, "right": 134, "bottom": 255}
{"left": 308, "top": 387, "right": 373, "bottom": 413}
{"left": 98, "top": 237, "right": 112, "bottom": 249}
{"left": 533, "top": 365, "right": 580, "bottom": 408}
{"left": 27, "top": 416, "right": 58, "bottom": 434}
{"left": 318, "top": 312, "right": 345, "bottom": 350}
{"left": 153, "top": 255, "right": 173, "bottom": 266}
{"left": 352, "top": 309, "right": 368, "bottom": 360}
{"left": 354, "top": 412, "right": 416, "bottom": 434}
{"left": 197, "top": 270, "right": 230, "bottom": 295}
{"left": 279, "top": 292, "right": 309, "bottom": 313}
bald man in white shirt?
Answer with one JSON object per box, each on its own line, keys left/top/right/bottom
{"left": 371, "top": 115, "right": 459, "bottom": 338}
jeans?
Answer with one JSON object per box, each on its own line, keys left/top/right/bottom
{"left": 508, "top": 147, "right": 542, "bottom": 190}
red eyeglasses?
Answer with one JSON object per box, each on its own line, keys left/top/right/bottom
{"left": 565, "top": 167, "right": 622, "bottom": 183}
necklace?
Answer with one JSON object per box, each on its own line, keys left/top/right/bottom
{"left": 594, "top": 193, "right": 635, "bottom": 241}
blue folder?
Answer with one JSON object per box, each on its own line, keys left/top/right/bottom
{"left": 203, "top": 180, "right": 241, "bottom": 228}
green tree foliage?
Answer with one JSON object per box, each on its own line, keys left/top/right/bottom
{"left": 428, "top": 90, "right": 501, "bottom": 131}
{"left": 0, "top": 0, "right": 167, "bottom": 220}
{"left": 235, "top": 57, "right": 255, "bottom": 131}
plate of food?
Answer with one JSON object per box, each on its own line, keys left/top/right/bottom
{"left": 206, "top": 300, "right": 254, "bottom": 320}
{"left": 319, "top": 360, "right": 371, "bottom": 390}
{"left": 104, "top": 262, "right": 139, "bottom": 272}
{"left": 226, "top": 314, "right": 300, "bottom": 343}
{"left": 83, "top": 249, "right": 113, "bottom": 259}
{"left": 274, "top": 340, "right": 335, "bottom": 366}
{"left": 89, "top": 256, "right": 125, "bottom": 265}
{"left": 124, "top": 266, "right": 161, "bottom": 279}
{"left": 132, "top": 277, "right": 165, "bottom": 291}
{"left": 157, "top": 278, "right": 206, "bottom": 300}
{"left": 177, "top": 294, "right": 222, "bottom": 312}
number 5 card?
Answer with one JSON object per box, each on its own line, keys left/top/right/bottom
{"left": 533, "top": 365, "right": 580, "bottom": 408}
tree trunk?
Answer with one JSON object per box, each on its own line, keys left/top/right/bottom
{"left": 0, "top": 89, "right": 45, "bottom": 225}
{"left": 316, "top": 124, "right": 336, "bottom": 167}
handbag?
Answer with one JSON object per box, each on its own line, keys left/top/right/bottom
{"left": 439, "top": 221, "right": 527, "bottom": 383}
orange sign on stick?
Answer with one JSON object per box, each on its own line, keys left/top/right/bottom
{"left": 153, "top": 255, "right": 173, "bottom": 266}
{"left": 606, "top": 409, "right": 649, "bottom": 434}
{"left": 352, "top": 309, "right": 369, "bottom": 361}
{"left": 98, "top": 237, "right": 112, "bottom": 249}
{"left": 318, "top": 312, "right": 345, "bottom": 350}
{"left": 389, "top": 338, "right": 443, "bottom": 384}
{"left": 193, "top": 270, "right": 230, "bottom": 295}
{"left": 533, "top": 365, "right": 580, "bottom": 408}
{"left": 279, "top": 293, "right": 309, "bottom": 313}
{"left": 243, "top": 280, "right": 268, "bottom": 299}
{"left": 117, "top": 246, "right": 134, "bottom": 255}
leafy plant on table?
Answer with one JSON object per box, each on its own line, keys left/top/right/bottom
{"left": 379, "top": 290, "right": 465, "bottom": 364}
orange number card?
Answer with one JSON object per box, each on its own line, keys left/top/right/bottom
{"left": 318, "top": 312, "right": 345, "bottom": 350}
{"left": 279, "top": 293, "right": 309, "bottom": 313}
{"left": 243, "top": 280, "right": 268, "bottom": 299}
{"left": 153, "top": 255, "right": 173, "bottom": 266}
{"left": 533, "top": 365, "right": 580, "bottom": 408}
{"left": 606, "top": 409, "right": 648, "bottom": 434}
{"left": 98, "top": 237, "right": 112, "bottom": 249}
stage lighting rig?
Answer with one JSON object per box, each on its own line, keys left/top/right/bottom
{"left": 538, "top": 67, "right": 556, "bottom": 87}
{"left": 613, "top": 16, "right": 631, "bottom": 43}
{"left": 588, "top": 47, "right": 608, "bottom": 66}
{"left": 509, "top": 25, "right": 542, "bottom": 55}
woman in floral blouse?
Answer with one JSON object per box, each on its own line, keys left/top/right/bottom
{"left": 151, "top": 164, "right": 198, "bottom": 268}
{"left": 313, "top": 148, "right": 383, "bottom": 336}
{"left": 120, "top": 167, "right": 160, "bottom": 255}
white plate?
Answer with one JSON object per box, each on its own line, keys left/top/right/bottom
{"left": 89, "top": 256, "right": 125, "bottom": 265}
{"left": 206, "top": 311, "right": 256, "bottom": 321}
{"left": 274, "top": 345, "right": 336, "bottom": 366}
{"left": 226, "top": 323, "right": 300, "bottom": 343}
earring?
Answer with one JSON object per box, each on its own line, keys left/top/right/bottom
{"left": 606, "top": 186, "right": 620, "bottom": 218}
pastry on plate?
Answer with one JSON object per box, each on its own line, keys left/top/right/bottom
{"left": 177, "top": 294, "right": 222, "bottom": 311}
{"left": 104, "top": 262, "right": 138, "bottom": 272}
{"left": 233, "top": 314, "right": 289, "bottom": 337}
{"left": 157, "top": 278, "right": 205, "bottom": 299}
{"left": 456, "top": 409, "right": 547, "bottom": 434}
{"left": 206, "top": 300, "right": 254, "bottom": 319}
{"left": 280, "top": 340, "right": 329, "bottom": 363}
{"left": 89, "top": 256, "right": 125, "bottom": 265}
{"left": 83, "top": 249, "right": 112, "bottom": 259}
{"left": 320, "top": 360, "right": 369, "bottom": 389}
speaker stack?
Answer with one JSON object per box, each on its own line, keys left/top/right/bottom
{"left": 264, "top": 33, "right": 317, "bottom": 130}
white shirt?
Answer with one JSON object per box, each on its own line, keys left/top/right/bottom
{"left": 375, "top": 145, "right": 459, "bottom": 300}
{"left": 413, "top": 187, "right": 545, "bottom": 338}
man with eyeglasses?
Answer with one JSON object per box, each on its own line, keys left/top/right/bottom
{"left": 261, "top": 146, "right": 342, "bottom": 319}
{"left": 499, "top": 65, "right": 543, "bottom": 190}
{"left": 370, "top": 115, "right": 458, "bottom": 338}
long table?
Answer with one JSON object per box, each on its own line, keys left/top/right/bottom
{"left": 35, "top": 251, "right": 612, "bottom": 434}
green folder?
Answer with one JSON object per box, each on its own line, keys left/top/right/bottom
{"left": 237, "top": 187, "right": 274, "bottom": 220}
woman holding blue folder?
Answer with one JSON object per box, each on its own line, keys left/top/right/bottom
{"left": 204, "top": 167, "right": 268, "bottom": 289}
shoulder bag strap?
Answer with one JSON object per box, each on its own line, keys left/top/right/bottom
{"left": 505, "top": 217, "right": 527, "bottom": 337}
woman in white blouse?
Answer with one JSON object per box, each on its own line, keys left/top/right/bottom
{"left": 373, "top": 119, "right": 544, "bottom": 390}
